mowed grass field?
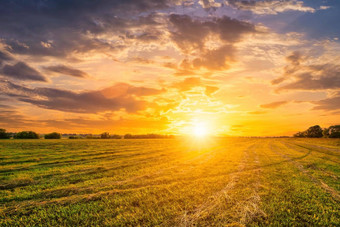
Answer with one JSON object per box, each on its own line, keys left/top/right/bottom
{"left": 0, "top": 138, "right": 339, "bottom": 226}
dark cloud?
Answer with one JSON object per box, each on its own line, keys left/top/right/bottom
{"left": 273, "top": 52, "right": 340, "bottom": 91}
{"left": 0, "top": 50, "right": 13, "bottom": 62}
{"left": 44, "top": 65, "right": 88, "bottom": 78}
{"left": 260, "top": 101, "right": 289, "bottom": 109}
{"left": 0, "top": 80, "right": 164, "bottom": 113}
{"left": 312, "top": 93, "right": 340, "bottom": 111}
{"left": 169, "top": 14, "right": 256, "bottom": 71}
{"left": 1, "top": 62, "right": 47, "bottom": 82}
{"left": 0, "top": 0, "right": 174, "bottom": 57}
{"left": 169, "top": 14, "right": 256, "bottom": 52}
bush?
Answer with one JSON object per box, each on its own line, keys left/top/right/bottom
{"left": 0, "top": 128, "right": 10, "bottom": 139}
{"left": 305, "top": 125, "right": 323, "bottom": 138}
{"left": 101, "top": 132, "right": 110, "bottom": 139}
{"left": 14, "top": 131, "right": 39, "bottom": 139}
{"left": 44, "top": 132, "right": 61, "bottom": 139}
{"left": 328, "top": 125, "right": 340, "bottom": 138}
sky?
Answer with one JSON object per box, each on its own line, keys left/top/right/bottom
{"left": 0, "top": 0, "right": 339, "bottom": 136}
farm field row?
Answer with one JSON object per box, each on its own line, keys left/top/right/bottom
{"left": 0, "top": 138, "right": 339, "bottom": 226}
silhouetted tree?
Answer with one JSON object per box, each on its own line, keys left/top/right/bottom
{"left": 101, "top": 132, "right": 110, "bottom": 139}
{"left": 293, "top": 131, "right": 305, "bottom": 138}
{"left": 14, "top": 131, "right": 39, "bottom": 139}
{"left": 328, "top": 125, "right": 340, "bottom": 138}
{"left": 0, "top": 128, "right": 10, "bottom": 139}
{"left": 305, "top": 125, "right": 323, "bottom": 138}
{"left": 44, "top": 132, "right": 61, "bottom": 139}
{"left": 111, "top": 134, "right": 122, "bottom": 139}
{"left": 323, "top": 127, "right": 330, "bottom": 138}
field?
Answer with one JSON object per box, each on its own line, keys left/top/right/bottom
{"left": 0, "top": 138, "right": 339, "bottom": 226}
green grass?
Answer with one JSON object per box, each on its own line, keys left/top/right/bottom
{"left": 0, "top": 138, "right": 339, "bottom": 226}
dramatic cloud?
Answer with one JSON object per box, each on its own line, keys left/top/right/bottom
{"left": 169, "top": 14, "right": 256, "bottom": 71}
{"left": 226, "top": 0, "right": 316, "bottom": 15}
{"left": 0, "top": 0, "right": 174, "bottom": 57}
{"left": 260, "top": 101, "right": 289, "bottom": 109}
{"left": 0, "top": 62, "right": 47, "bottom": 82}
{"left": 273, "top": 52, "right": 340, "bottom": 91}
{"left": 44, "top": 65, "right": 88, "bottom": 78}
{"left": 0, "top": 80, "right": 164, "bottom": 114}
{"left": 169, "top": 14, "right": 256, "bottom": 52}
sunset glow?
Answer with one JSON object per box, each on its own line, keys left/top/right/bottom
{"left": 0, "top": 0, "right": 339, "bottom": 136}
{"left": 193, "top": 122, "right": 209, "bottom": 138}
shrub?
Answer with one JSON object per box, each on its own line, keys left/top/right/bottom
{"left": 101, "top": 132, "right": 110, "bottom": 139}
{"left": 328, "top": 125, "right": 340, "bottom": 138}
{"left": 0, "top": 128, "right": 10, "bottom": 139}
{"left": 14, "top": 131, "right": 39, "bottom": 139}
{"left": 44, "top": 132, "right": 61, "bottom": 139}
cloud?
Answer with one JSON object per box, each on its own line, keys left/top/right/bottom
{"left": 0, "top": 0, "right": 174, "bottom": 57}
{"left": 312, "top": 93, "right": 340, "bottom": 111}
{"left": 172, "top": 77, "right": 202, "bottom": 91}
{"left": 192, "top": 45, "right": 234, "bottom": 70}
{"left": 0, "top": 80, "right": 164, "bottom": 114}
{"left": 198, "top": 0, "right": 221, "bottom": 9}
{"left": 260, "top": 101, "right": 289, "bottom": 108}
{"left": 273, "top": 52, "right": 340, "bottom": 91}
{"left": 0, "top": 50, "right": 13, "bottom": 63}
{"left": 44, "top": 65, "right": 88, "bottom": 78}
{"left": 169, "top": 14, "right": 256, "bottom": 52}
{"left": 205, "top": 85, "right": 219, "bottom": 96}
{"left": 226, "top": 0, "right": 316, "bottom": 15}
{"left": 1, "top": 62, "right": 47, "bottom": 82}
{"left": 171, "top": 77, "right": 219, "bottom": 95}
{"left": 169, "top": 14, "right": 256, "bottom": 71}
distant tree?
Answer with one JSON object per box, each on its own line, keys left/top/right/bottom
{"left": 323, "top": 128, "right": 330, "bottom": 138}
{"left": 14, "top": 131, "right": 39, "bottom": 139}
{"left": 293, "top": 131, "right": 305, "bottom": 138}
{"left": 44, "top": 132, "right": 61, "bottom": 139}
{"left": 124, "top": 134, "right": 132, "bottom": 139}
{"left": 305, "top": 125, "right": 323, "bottom": 138}
{"left": 328, "top": 125, "right": 340, "bottom": 138}
{"left": 101, "top": 132, "right": 110, "bottom": 139}
{"left": 0, "top": 128, "right": 10, "bottom": 139}
{"left": 111, "top": 134, "right": 122, "bottom": 139}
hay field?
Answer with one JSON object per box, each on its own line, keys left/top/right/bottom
{"left": 0, "top": 138, "right": 339, "bottom": 226}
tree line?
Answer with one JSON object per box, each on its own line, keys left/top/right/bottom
{"left": 0, "top": 129, "right": 174, "bottom": 139}
{"left": 294, "top": 125, "right": 340, "bottom": 138}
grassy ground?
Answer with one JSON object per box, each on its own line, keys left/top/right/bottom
{"left": 0, "top": 138, "right": 339, "bottom": 226}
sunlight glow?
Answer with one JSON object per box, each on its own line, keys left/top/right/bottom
{"left": 193, "top": 122, "right": 208, "bottom": 137}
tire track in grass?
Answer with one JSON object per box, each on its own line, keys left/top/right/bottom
{"left": 0, "top": 141, "right": 241, "bottom": 213}
{"left": 178, "top": 141, "right": 266, "bottom": 226}
{"left": 282, "top": 141, "right": 340, "bottom": 165}
{"left": 236, "top": 141, "right": 266, "bottom": 226}
{"left": 271, "top": 141, "right": 340, "bottom": 202}
{"left": 1, "top": 141, "right": 250, "bottom": 217}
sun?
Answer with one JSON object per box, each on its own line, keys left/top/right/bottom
{"left": 193, "top": 122, "right": 209, "bottom": 137}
